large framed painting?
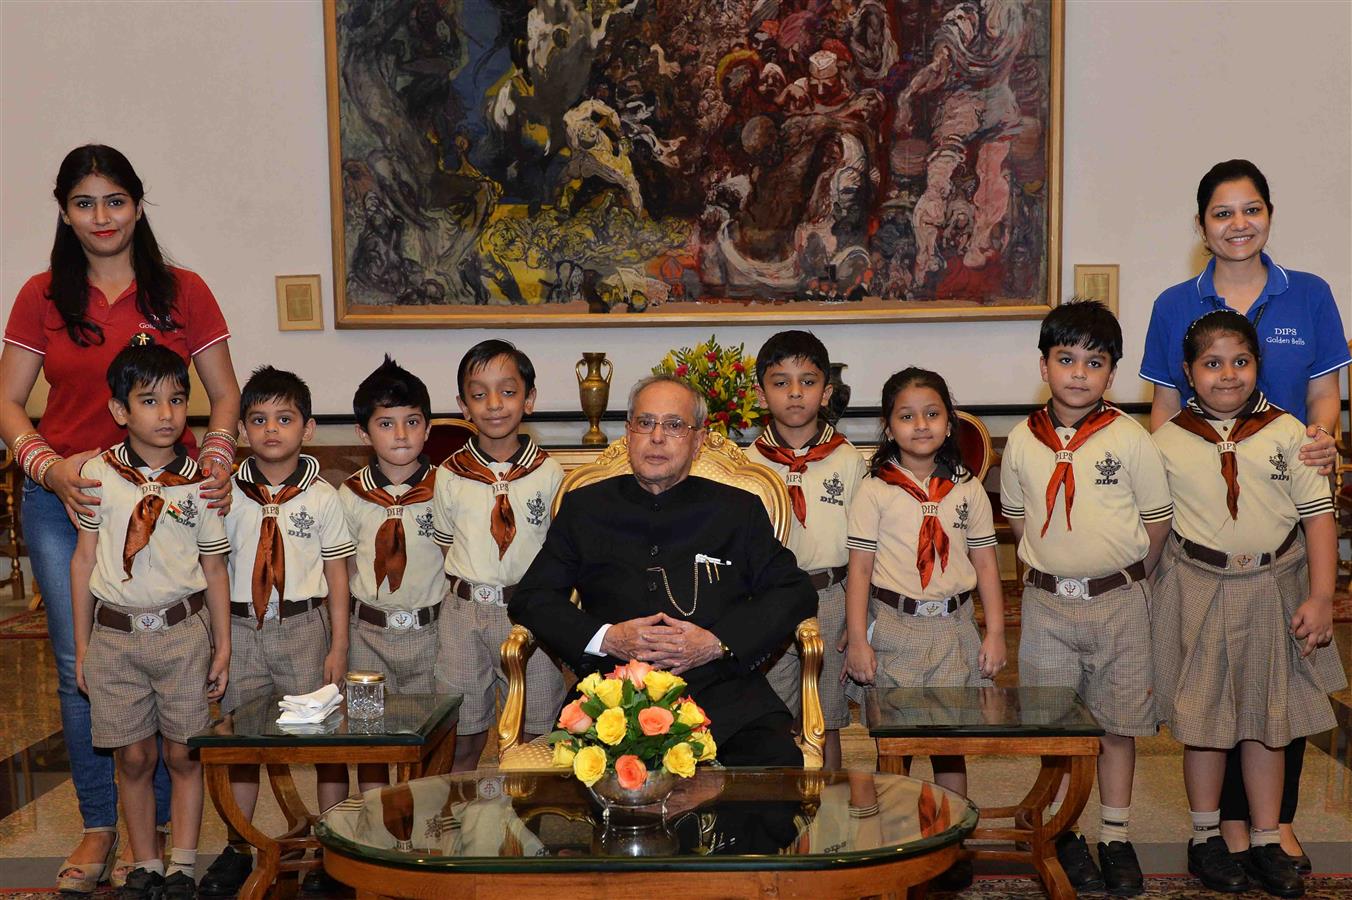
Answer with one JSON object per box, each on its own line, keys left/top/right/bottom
{"left": 324, "top": 0, "right": 1063, "bottom": 328}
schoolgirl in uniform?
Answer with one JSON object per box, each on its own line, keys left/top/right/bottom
{"left": 842, "top": 368, "right": 1005, "bottom": 828}
{"left": 1152, "top": 310, "right": 1343, "bottom": 898}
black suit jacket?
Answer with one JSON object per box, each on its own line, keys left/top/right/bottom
{"left": 509, "top": 474, "right": 817, "bottom": 743}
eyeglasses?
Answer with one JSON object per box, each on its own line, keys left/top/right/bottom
{"left": 627, "top": 415, "right": 699, "bottom": 438}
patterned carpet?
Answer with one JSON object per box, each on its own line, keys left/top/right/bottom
{"left": 0, "top": 608, "right": 45, "bottom": 639}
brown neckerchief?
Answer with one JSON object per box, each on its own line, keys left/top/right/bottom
{"left": 752, "top": 423, "right": 847, "bottom": 526}
{"left": 343, "top": 461, "right": 436, "bottom": 594}
{"left": 1171, "top": 393, "right": 1284, "bottom": 519}
{"left": 102, "top": 444, "right": 205, "bottom": 581}
{"left": 440, "top": 437, "right": 548, "bottom": 558}
{"left": 235, "top": 460, "right": 307, "bottom": 626}
{"left": 873, "top": 461, "right": 958, "bottom": 588}
{"left": 1026, "top": 402, "right": 1121, "bottom": 536}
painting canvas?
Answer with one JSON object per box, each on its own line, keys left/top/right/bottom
{"left": 325, "top": 0, "right": 1063, "bottom": 327}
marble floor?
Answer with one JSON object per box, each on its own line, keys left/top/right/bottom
{"left": 1, "top": 588, "right": 1349, "bottom": 889}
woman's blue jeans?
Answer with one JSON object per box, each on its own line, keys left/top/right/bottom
{"left": 21, "top": 477, "right": 170, "bottom": 829}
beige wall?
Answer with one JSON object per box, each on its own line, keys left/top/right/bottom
{"left": 3, "top": 0, "right": 1349, "bottom": 419}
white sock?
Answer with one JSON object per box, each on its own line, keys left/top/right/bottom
{"left": 134, "top": 860, "right": 165, "bottom": 876}
{"left": 1100, "top": 804, "right": 1130, "bottom": 844}
{"left": 1250, "top": 828, "right": 1280, "bottom": 848}
{"left": 167, "top": 848, "right": 197, "bottom": 879}
{"left": 1190, "top": 809, "right": 1220, "bottom": 846}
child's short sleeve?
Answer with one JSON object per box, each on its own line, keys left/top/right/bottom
{"left": 75, "top": 457, "right": 106, "bottom": 530}
{"left": 317, "top": 485, "right": 357, "bottom": 559}
{"left": 196, "top": 498, "right": 230, "bottom": 555}
{"left": 964, "top": 483, "right": 997, "bottom": 549}
{"left": 1285, "top": 424, "right": 1334, "bottom": 519}
{"left": 1127, "top": 427, "right": 1174, "bottom": 524}
{"left": 431, "top": 465, "right": 455, "bottom": 546}
{"left": 845, "top": 478, "right": 882, "bottom": 553}
{"left": 998, "top": 430, "right": 1026, "bottom": 520}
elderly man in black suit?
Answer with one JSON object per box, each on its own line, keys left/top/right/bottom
{"left": 510, "top": 374, "right": 816, "bottom": 766}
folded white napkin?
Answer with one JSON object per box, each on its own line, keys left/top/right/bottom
{"left": 276, "top": 683, "right": 342, "bottom": 725}
{"left": 279, "top": 683, "right": 341, "bottom": 713}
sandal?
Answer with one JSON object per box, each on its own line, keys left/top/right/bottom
{"left": 56, "top": 827, "right": 119, "bottom": 894}
{"left": 110, "top": 823, "right": 169, "bottom": 889}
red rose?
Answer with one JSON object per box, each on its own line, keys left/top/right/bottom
{"left": 707, "top": 387, "right": 718, "bottom": 398}
{"left": 737, "top": 389, "right": 746, "bottom": 398}
{"left": 705, "top": 352, "right": 718, "bottom": 363}
{"left": 732, "top": 362, "right": 744, "bottom": 373}
{"left": 675, "top": 363, "right": 688, "bottom": 376}
{"left": 727, "top": 400, "right": 736, "bottom": 410}
{"left": 716, "top": 411, "right": 730, "bottom": 422}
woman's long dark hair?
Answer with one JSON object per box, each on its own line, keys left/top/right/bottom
{"left": 48, "top": 145, "right": 179, "bottom": 346}
{"left": 868, "top": 367, "right": 970, "bottom": 482}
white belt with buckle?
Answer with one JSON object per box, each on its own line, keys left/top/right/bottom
{"left": 1054, "top": 577, "right": 1091, "bottom": 600}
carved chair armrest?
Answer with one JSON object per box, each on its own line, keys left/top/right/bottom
{"left": 795, "top": 616, "right": 825, "bottom": 770}
{"left": 497, "top": 624, "right": 537, "bottom": 755}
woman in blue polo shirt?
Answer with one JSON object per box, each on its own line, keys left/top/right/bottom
{"left": 1142, "top": 159, "right": 1348, "bottom": 881}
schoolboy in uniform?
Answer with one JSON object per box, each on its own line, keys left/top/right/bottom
{"left": 71, "top": 343, "right": 231, "bottom": 900}
{"left": 751, "top": 330, "right": 865, "bottom": 770}
{"left": 340, "top": 356, "right": 448, "bottom": 790}
{"left": 199, "top": 367, "right": 355, "bottom": 897}
{"left": 1000, "top": 301, "right": 1174, "bottom": 896}
{"left": 433, "top": 340, "right": 566, "bottom": 771}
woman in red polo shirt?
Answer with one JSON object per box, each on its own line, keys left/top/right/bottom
{"left": 0, "top": 145, "right": 241, "bottom": 892}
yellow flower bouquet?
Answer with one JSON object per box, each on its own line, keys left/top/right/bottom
{"left": 653, "top": 335, "right": 761, "bottom": 438}
{"left": 549, "top": 660, "right": 716, "bottom": 805}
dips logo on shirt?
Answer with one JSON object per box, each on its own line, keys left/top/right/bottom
{"left": 288, "top": 508, "right": 315, "bottom": 539}
{"left": 820, "top": 473, "right": 845, "bottom": 506}
{"left": 526, "top": 492, "right": 546, "bottom": 526}
{"left": 952, "top": 498, "right": 969, "bottom": 530}
{"left": 415, "top": 509, "right": 435, "bottom": 538}
{"left": 1094, "top": 452, "right": 1121, "bottom": 485}
{"left": 167, "top": 497, "right": 199, "bottom": 528}
{"left": 1269, "top": 449, "right": 1289, "bottom": 481}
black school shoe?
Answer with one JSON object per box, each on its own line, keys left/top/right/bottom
{"left": 161, "top": 871, "right": 197, "bottom": 900}
{"left": 1055, "top": 832, "right": 1106, "bottom": 891}
{"left": 1241, "top": 845, "right": 1305, "bottom": 898}
{"left": 1187, "top": 836, "right": 1249, "bottom": 893}
{"left": 1097, "top": 840, "right": 1144, "bottom": 896}
{"left": 198, "top": 846, "right": 252, "bottom": 897}
{"left": 300, "top": 866, "right": 352, "bottom": 898}
{"left": 120, "top": 868, "right": 164, "bottom": 900}
{"left": 1287, "top": 851, "right": 1313, "bottom": 876}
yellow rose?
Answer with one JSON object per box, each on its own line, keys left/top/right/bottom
{"left": 676, "top": 700, "right": 707, "bottom": 729}
{"left": 595, "top": 707, "right": 629, "bottom": 746}
{"left": 594, "top": 677, "right": 625, "bottom": 708}
{"left": 692, "top": 733, "right": 717, "bottom": 763}
{"left": 663, "top": 741, "right": 696, "bottom": 778}
{"left": 644, "top": 670, "right": 686, "bottom": 701}
{"left": 577, "top": 672, "right": 603, "bottom": 697}
{"left": 572, "top": 745, "right": 608, "bottom": 786}
{"left": 552, "top": 742, "right": 576, "bottom": 768}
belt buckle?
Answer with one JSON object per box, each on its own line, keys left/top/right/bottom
{"left": 132, "top": 611, "right": 165, "bottom": 632}
{"left": 1055, "top": 577, "right": 1089, "bottom": 600}
{"left": 1230, "top": 552, "right": 1256, "bottom": 570}
{"left": 916, "top": 600, "right": 947, "bottom": 617}
{"left": 387, "top": 610, "right": 416, "bottom": 631}
{"left": 472, "top": 583, "right": 504, "bottom": 606}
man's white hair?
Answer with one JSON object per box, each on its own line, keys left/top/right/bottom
{"left": 627, "top": 374, "right": 707, "bottom": 427}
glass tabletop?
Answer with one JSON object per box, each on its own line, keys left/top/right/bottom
{"left": 864, "top": 686, "right": 1104, "bottom": 737}
{"left": 315, "top": 768, "right": 977, "bottom": 872}
{"left": 188, "top": 693, "right": 461, "bottom": 748}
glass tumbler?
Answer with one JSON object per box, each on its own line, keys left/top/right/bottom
{"left": 345, "top": 670, "right": 386, "bottom": 720}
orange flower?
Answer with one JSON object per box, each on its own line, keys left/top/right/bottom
{"left": 638, "top": 706, "right": 674, "bottom": 736}
{"left": 615, "top": 754, "right": 648, "bottom": 790}
{"left": 557, "top": 698, "right": 593, "bottom": 735}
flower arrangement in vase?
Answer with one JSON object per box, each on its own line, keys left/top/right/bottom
{"left": 549, "top": 660, "right": 716, "bottom": 807}
{"left": 653, "top": 335, "right": 762, "bottom": 438}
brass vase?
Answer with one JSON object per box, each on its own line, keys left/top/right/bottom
{"left": 576, "top": 352, "right": 613, "bottom": 446}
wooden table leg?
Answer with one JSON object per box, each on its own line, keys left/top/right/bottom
{"left": 206, "top": 764, "right": 281, "bottom": 900}
{"left": 266, "top": 763, "right": 315, "bottom": 832}
{"left": 1029, "top": 753, "right": 1097, "bottom": 900}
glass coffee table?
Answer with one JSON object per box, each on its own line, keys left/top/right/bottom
{"left": 316, "top": 768, "right": 977, "bottom": 897}
{"left": 865, "top": 686, "right": 1105, "bottom": 900}
{"left": 189, "top": 692, "right": 461, "bottom": 900}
